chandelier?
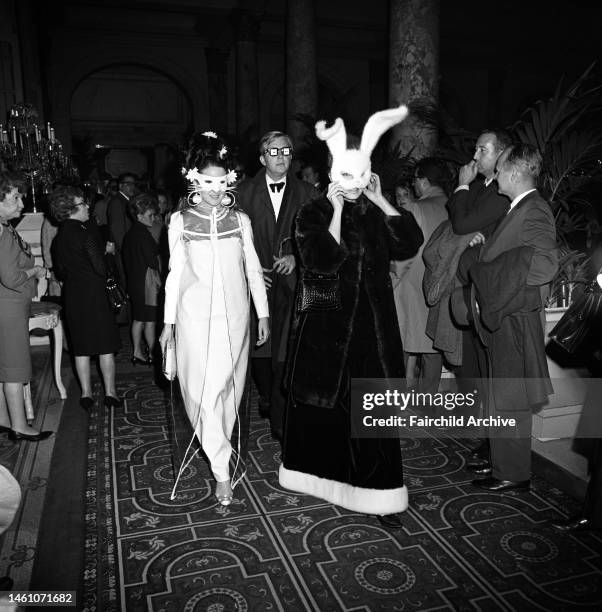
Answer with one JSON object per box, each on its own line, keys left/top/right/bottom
{"left": 0, "top": 103, "right": 79, "bottom": 212}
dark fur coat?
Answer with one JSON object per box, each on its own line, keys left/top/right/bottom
{"left": 287, "top": 194, "right": 424, "bottom": 408}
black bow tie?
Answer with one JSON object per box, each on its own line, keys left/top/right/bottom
{"left": 270, "top": 182, "right": 285, "bottom": 193}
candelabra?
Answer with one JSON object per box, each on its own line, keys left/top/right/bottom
{"left": 0, "top": 103, "right": 78, "bottom": 212}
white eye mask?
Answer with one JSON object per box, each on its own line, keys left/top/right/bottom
{"left": 185, "top": 169, "right": 227, "bottom": 191}
{"left": 316, "top": 106, "right": 409, "bottom": 191}
{"left": 183, "top": 168, "right": 238, "bottom": 191}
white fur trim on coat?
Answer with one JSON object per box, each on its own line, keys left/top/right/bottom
{"left": 279, "top": 465, "right": 408, "bottom": 515}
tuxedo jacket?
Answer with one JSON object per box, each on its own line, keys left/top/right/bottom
{"left": 237, "top": 169, "right": 319, "bottom": 361}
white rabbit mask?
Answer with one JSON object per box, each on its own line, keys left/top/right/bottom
{"left": 316, "top": 105, "right": 409, "bottom": 191}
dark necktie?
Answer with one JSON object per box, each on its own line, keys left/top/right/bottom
{"left": 270, "top": 182, "right": 285, "bottom": 193}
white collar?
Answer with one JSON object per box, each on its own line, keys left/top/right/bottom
{"left": 508, "top": 188, "right": 537, "bottom": 212}
{"left": 484, "top": 176, "right": 495, "bottom": 187}
{"left": 119, "top": 190, "right": 130, "bottom": 201}
{"left": 266, "top": 174, "right": 287, "bottom": 186}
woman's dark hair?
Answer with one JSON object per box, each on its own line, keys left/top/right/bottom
{"left": 184, "top": 132, "right": 233, "bottom": 174}
{"left": 48, "top": 186, "right": 85, "bottom": 223}
{"left": 128, "top": 193, "right": 159, "bottom": 219}
{"left": 0, "top": 171, "right": 26, "bottom": 201}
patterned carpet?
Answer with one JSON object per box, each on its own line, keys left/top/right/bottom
{"left": 82, "top": 367, "right": 602, "bottom": 612}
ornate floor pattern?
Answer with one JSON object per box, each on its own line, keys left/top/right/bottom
{"left": 83, "top": 368, "right": 602, "bottom": 611}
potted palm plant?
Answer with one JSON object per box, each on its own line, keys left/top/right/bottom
{"left": 510, "top": 63, "right": 602, "bottom": 439}
{"left": 512, "top": 63, "right": 602, "bottom": 313}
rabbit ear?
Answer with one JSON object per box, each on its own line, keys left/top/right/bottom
{"left": 315, "top": 117, "right": 347, "bottom": 159}
{"left": 360, "top": 105, "right": 409, "bottom": 157}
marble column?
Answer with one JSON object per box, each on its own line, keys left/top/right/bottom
{"left": 285, "top": 0, "right": 317, "bottom": 148}
{"left": 232, "top": 9, "right": 261, "bottom": 142}
{"left": 389, "top": 0, "right": 439, "bottom": 157}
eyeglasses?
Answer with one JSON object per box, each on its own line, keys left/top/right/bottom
{"left": 264, "top": 147, "right": 293, "bottom": 157}
{"left": 121, "top": 181, "right": 136, "bottom": 186}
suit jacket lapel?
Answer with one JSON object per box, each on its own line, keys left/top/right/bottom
{"left": 253, "top": 171, "right": 276, "bottom": 223}
{"left": 275, "top": 176, "right": 292, "bottom": 240}
{"left": 481, "top": 190, "right": 538, "bottom": 260}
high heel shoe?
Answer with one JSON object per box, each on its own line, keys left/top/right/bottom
{"left": 104, "top": 395, "right": 123, "bottom": 408}
{"left": 8, "top": 430, "right": 54, "bottom": 442}
{"left": 131, "top": 356, "right": 152, "bottom": 366}
{"left": 215, "top": 481, "right": 233, "bottom": 506}
{"left": 80, "top": 396, "right": 94, "bottom": 410}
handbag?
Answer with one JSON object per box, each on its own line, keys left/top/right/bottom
{"left": 105, "top": 276, "right": 128, "bottom": 311}
{"left": 549, "top": 281, "right": 602, "bottom": 353}
{"left": 296, "top": 270, "right": 342, "bottom": 313}
{"left": 162, "top": 343, "right": 177, "bottom": 381}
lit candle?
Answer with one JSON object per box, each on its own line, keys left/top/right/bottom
{"left": 47, "top": 122, "right": 51, "bottom": 139}
{"left": 35, "top": 126, "right": 40, "bottom": 143}
{"left": 11, "top": 126, "right": 17, "bottom": 145}
{"left": 50, "top": 128, "right": 55, "bottom": 142}
{"left": 2, "top": 130, "right": 7, "bottom": 143}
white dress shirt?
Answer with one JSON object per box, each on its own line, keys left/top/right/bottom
{"left": 266, "top": 175, "right": 287, "bottom": 219}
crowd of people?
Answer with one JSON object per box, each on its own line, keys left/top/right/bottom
{"left": 1, "top": 104, "right": 600, "bottom": 533}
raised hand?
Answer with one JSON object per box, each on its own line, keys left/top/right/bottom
{"left": 327, "top": 181, "right": 345, "bottom": 210}
{"left": 458, "top": 160, "right": 478, "bottom": 186}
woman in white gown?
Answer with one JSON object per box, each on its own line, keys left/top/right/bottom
{"left": 159, "top": 132, "right": 269, "bottom": 506}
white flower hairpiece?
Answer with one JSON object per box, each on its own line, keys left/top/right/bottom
{"left": 185, "top": 168, "right": 203, "bottom": 183}
{"left": 202, "top": 131, "right": 217, "bottom": 139}
{"left": 226, "top": 169, "right": 238, "bottom": 185}
{"left": 181, "top": 166, "right": 187, "bottom": 176}
{"left": 218, "top": 145, "right": 228, "bottom": 159}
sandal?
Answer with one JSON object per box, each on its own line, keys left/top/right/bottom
{"left": 215, "top": 480, "right": 233, "bottom": 506}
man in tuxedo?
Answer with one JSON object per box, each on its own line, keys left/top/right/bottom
{"left": 238, "top": 131, "right": 319, "bottom": 440}
{"left": 469, "top": 143, "right": 557, "bottom": 491}
{"left": 447, "top": 129, "right": 513, "bottom": 470}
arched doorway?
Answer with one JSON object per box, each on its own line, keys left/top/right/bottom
{"left": 70, "top": 64, "right": 193, "bottom": 188}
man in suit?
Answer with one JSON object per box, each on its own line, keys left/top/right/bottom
{"left": 469, "top": 143, "right": 558, "bottom": 491}
{"left": 107, "top": 173, "right": 137, "bottom": 252}
{"left": 300, "top": 161, "right": 323, "bottom": 191}
{"left": 107, "top": 173, "right": 137, "bottom": 324}
{"left": 238, "top": 131, "right": 319, "bottom": 441}
{"left": 447, "top": 129, "right": 513, "bottom": 470}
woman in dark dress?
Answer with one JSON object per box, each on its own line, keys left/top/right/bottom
{"left": 50, "top": 186, "right": 122, "bottom": 409}
{"left": 122, "top": 193, "right": 160, "bottom": 364}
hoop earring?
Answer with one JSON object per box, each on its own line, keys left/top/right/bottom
{"left": 221, "top": 190, "right": 236, "bottom": 209}
{"left": 187, "top": 191, "right": 203, "bottom": 207}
